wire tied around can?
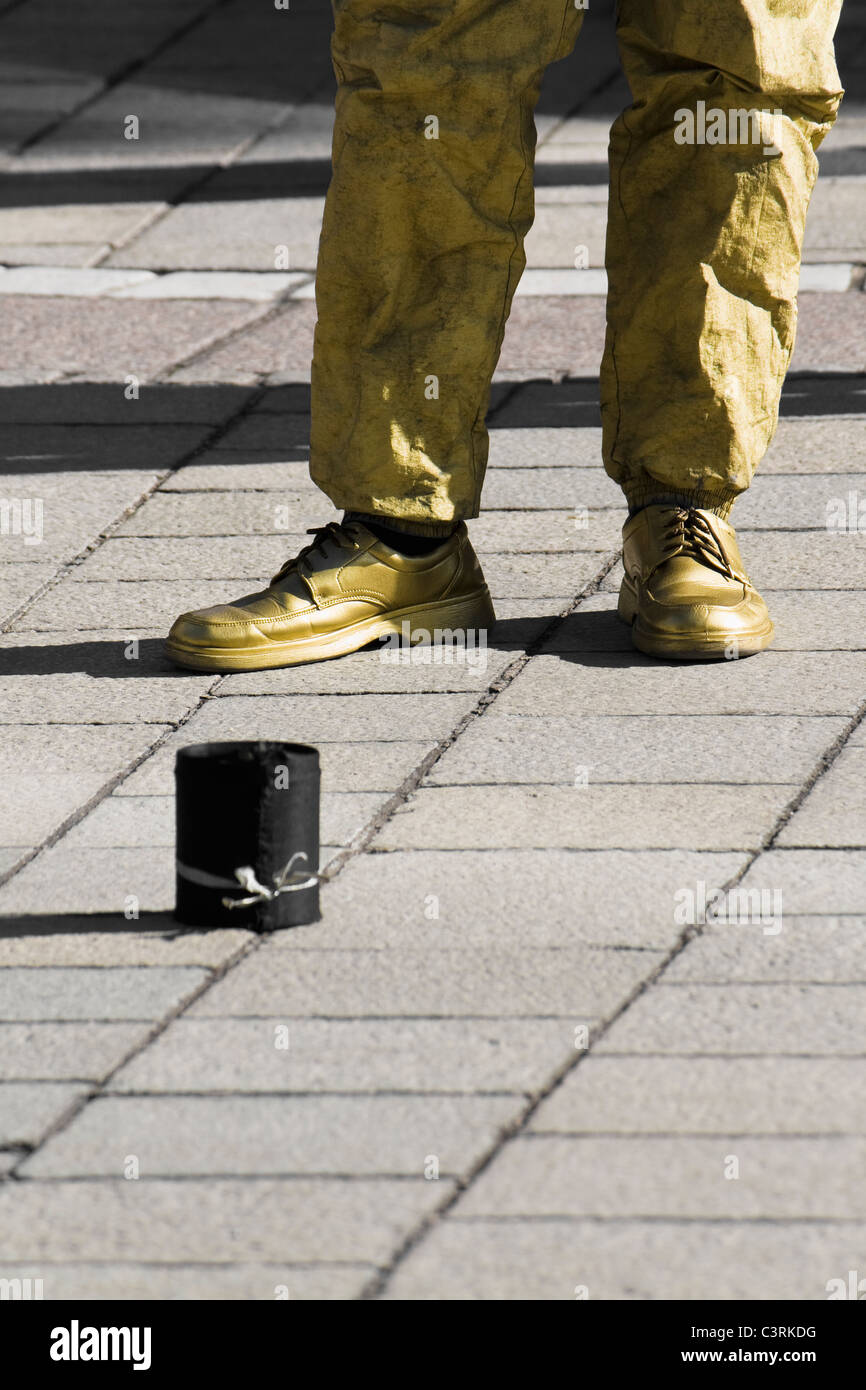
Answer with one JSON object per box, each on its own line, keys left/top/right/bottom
{"left": 176, "top": 851, "right": 320, "bottom": 910}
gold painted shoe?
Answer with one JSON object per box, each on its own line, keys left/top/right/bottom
{"left": 165, "top": 519, "right": 495, "bottom": 671}
{"left": 618, "top": 505, "right": 774, "bottom": 660}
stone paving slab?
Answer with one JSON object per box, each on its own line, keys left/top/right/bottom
{"left": 0, "top": 201, "right": 167, "bottom": 250}
{"left": 457, "top": 1135, "right": 866, "bottom": 1218}
{"left": 187, "top": 945, "right": 664, "bottom": 1021}
{"left": 22, "top": 1094, "right": 520, "bottom": 1179}
{"left": 279, "top": 849, "right": 747, "bottom": 951}
{"left": 0, "top": 562, "right": 58, "bottom": 621}
{"left": 232, "top": 101, "right": 336, "bottom": 164}
{"left": 0, "top": 1177, "right": 456, "bottom": 1265}
{"left": 761, "top": 417, "right": 866, "bottom": 473}
{"left": 736, "top": 472, "right": 866, "bottom": 529}
{"left": 107, "top": 198, "right": 327, "bottom": 273}
{"left": 158, "top": 311, "right": 319, "bottom": 381}
{"left": 663, "top": 918, "right": 866, "bottom": 984}
{"left": 0, "top": 1080, "right": 86, "bottom": 1147}
{"left": 25, "top": 86, "right": 290, "bottom": 171}
{"left": 530, "top": 1056, "right": 866, "bottom": 1134}
{"left": 177, "top": 692, "right": 478, "bottom": 745}
{"left": 0, "top": 470, "right": 164, "bottom": 569}
{"left": 0, "top": 675, "right": 211, "bottom": 725}
{"left": 0, "top": 928, "right": 250, "bottom": 970}
{"left": 0, "top": 1022, "right": 151, "bottom": 1080}
{"left": 111, "top": 1018, "right": 577, "bottom": 1095}
{"left": 383, "top": 1218, "right": 866, "bottom": 1300}
{"left": 76, "top": 536, "right": 307, "bottom": 581}
{"left": 0, "top": 296, "right": 268, "bottom": 380}
{"left": 485, "top": 427, "right": 605, "bottom": 469}
{"left": 482, "top": 465, "right": 618, "bottom": 509}
{"left": 374, "top": 784, "right": 796, "bottom": 852}
{"left": 0, "top": 967, "right": 208, "bottom": 1021}
{"left": 0, "top": 230, "right": 145, "bottom": 268}
{"left": 424, "top": 713, "right": 844, "bottom": 785}
{"left": 804, "top": 178, "right": 866, "bottom": 261}
{"left": 595, "top": 984, "right": 866, "bottom": 1056}
{"left": 17, "top": 579, "right": 268, "bottom": 629}
{"left": 492, "top": 652, "right": 866, "bottom": 717}
{"left": 459, "top": 551, "right": 605, "bottom": 599}
{"left": 0, "top": 722, "right": 172, "bottom": 847}
{"left": 471, "top": 511, "right": 623, "bottom": 553}
{"left": 790, "top": 295, "right": 866, "bottom": 372}
{"left": 775, "top": 747, "right": 866, "bottom": 847}
{"left": 161, "top": 460, "right": 318, "bottom": 490}
{"left": 113, "top": 490, "right": 327, "bottom": 535}
{"left": 738, "top": 850, "right": 866, "bottom": 915}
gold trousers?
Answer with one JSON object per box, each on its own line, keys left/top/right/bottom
{"left": 310, "top": 0, "right": 844, "bottom": 531}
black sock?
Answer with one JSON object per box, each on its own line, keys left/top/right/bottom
{"left": 344, "top": 514, "right": 452, "bottom": 556}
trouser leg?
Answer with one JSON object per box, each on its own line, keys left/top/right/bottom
{"left": 310, "top": 0, "right": 583, "bottom": 534}
{"left": 602, "top": 0, "right": 844, "bottom": 514}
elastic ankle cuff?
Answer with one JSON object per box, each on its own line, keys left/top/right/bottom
{"left": 344, "top": 510, "right": 458, "bottom": 539}
{"left": 624, "top": 487, "right": 739, "bottom": 521}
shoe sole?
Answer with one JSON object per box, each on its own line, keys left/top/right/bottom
{"left": 617, "top": 575, "right": 774, "bottom": 661}
{"left": 165, "top": 588, "right": 497, "bottom": 672}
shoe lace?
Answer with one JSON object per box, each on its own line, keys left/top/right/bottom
{"left": 270, "top": 521, "right": 358, "bottom": 586}
{"left": 656, "top": 507, "right": 746, "bottom": 582}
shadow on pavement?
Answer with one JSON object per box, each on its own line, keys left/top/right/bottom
{"left": 0, "top": 910, "right": 194, "bottom": 938}
{"left": 0, "top": 615, "right": 663, "bottom": 679}
{"left": 490, "top": 373, "right": 866, "bottom": 427}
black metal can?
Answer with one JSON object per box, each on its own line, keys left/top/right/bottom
{"left": 174, "top": 740, "right": 320, "bottom": 930}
